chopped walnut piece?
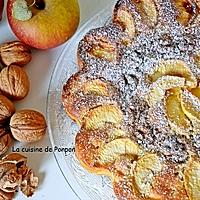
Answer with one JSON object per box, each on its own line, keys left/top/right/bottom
{"left": 0, "top": 162, "right": 21, "bottom": 194}
{"left": 0, "top": 170, "right": 22, "bottom": 193}
{"left": 0, "top": 128, "right": 12, "bottom": 156}
{"left": 20, "top": 169, "right": 39, "bottom": 197}
{"left": 0, "top": 189, "right": 14, "bottom": 200}
{"left": 0, "top": 153, "right": 39, "bottom": 199}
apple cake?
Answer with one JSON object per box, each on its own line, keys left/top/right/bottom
{"left": 62, "top": 0, "right": 200, "bottom": 199}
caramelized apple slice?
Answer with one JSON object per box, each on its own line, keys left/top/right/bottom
{"left": 165, "top": 89, "right": 191, "bottom": 131}
{"left": 181, "top": 90, "right": 200, "bottom": 132}
{"left": 134, "top": 154, "right": 162, "bottom": 197}
{"left": 82, "top": 79, "right": 111, "bottom": 96}
{"left": 181, "top": 90, "right": 200, "bottom": 120}
{"left": 190, "top": 86, "right": 200, "bottom": 99}
{"left": 108, "top": 128, "right": 128, "bottom": 141}
{"left": 62, "top": 72, "right": 119, "bottom": 124}
{"left": 114, "top": 163, "right": 188, "bottom": 200}
{"left": 148, "top": 60, "right": 197, "bottom": 88}
{"left": 113, "top": 1, "right": 136, "bottom": 39}
{"left": 83, "top": 104, "right": 123, "bottom": 130}
{"left": 75, "top": 127, "right": 127, "bottom": 175}
{"left": 63, "top": 73, "right": 116, "bottom": 98}
{"left": 146, "top": 76, "right": 185, "bottom": 106}
{"left": 89, "top": 37, "right": 117, "bottom": 62}
{"left": 99, "top": 138, "right": 144, "bottom": 165}
{"left": 131, "top": 0, "right": 158, "bottom": 27}
{"left": 172, "top": 0, "right": 198, "bottom": 26}
{"left": 184, "top": 159, "right": 200, "bottom": 200}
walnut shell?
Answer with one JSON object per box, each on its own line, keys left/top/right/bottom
{"left": 2, "top": 153, "right": 27, "bottom": 165}
{"left": 10, "top": 110, "right": 47, "bottom": 143}
{"left": 0, "top": 162, "right": 19, "bottom": 193}
{"left": 0, "top": 128, "right": 12, "bottom": 156}
{"left": 0, "top": 95, "right": 15, "bottom": 124}
{"left": 0, "top": 41, "right": 32, "bottom": 66}
{"left": 20, "top": 168, "right": 39, "bottom": 197}
{"left": 0, "top": 189, "right": 15, "bottom": 200}
{"left": 0, "top": 65, "right": 30, "bottom": 100}
{"left": 0, "top": 153, "right": 39, "bottom": 198}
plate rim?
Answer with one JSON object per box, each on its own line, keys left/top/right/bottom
{"left": 46, "top": 4, "right": 114, "bottom": 200}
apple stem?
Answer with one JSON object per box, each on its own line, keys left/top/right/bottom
{"left": 28, "top": 0, "right": 45, "bottom": 10}
{"left": 28, "top": 0, "right": 36, "bottom": 8}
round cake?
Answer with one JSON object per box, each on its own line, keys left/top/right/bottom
{"left": 62, "top": 0, "right": 200, "bottom": 199}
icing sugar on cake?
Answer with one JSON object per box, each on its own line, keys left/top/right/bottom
{"left": 77, "top": 0, "right": 200, "bottom": 163}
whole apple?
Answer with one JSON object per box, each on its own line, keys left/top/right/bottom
{"left": 7, "top": 0, "right": 80, "bottom": 49}
{"left": 0, "top": 0, "right": 3, "bottom": 21}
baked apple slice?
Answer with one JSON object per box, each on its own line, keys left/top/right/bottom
{"left": 62, "top": 72, "right": 119, "bottom": 124}
{"left": 77, "top": 25, "right": 122, "bottom": 69}
{"left": 146, "top": 75, "right": 185, "bottom": 106}
{"left": 181, "top": 90, "right": 200, "bottom": 132}
{"left": 165, "top": 88, "right": 191, "bottom": 132}
{"left": 184, "top": 158, "right": 200, "bottom": 200}
{"left": 131, "top": 0, "right": 158, "bottom": 27}
{"left": 190, "top": 86, "right": 200, "bottom": 99}
{"left": 113, "top": 1, "right": 136, "bottom": 39}
{"left": 82, "top": 79, "right": 111, "bottom": 96}
{"left": 113, "top": 163, "right": 189, "bottom": 200}
{"left": 83, "top": 104, "right": 123, "bottom": 130}
{"left": 134, "top": 153, "right": 162, "bottom": 198}
{"left": 75, "top": 127, "right": 111, "bottom": 175}
{"left": 148, "top": 60, "right": 197, "bottom": 88}
{"left": 75, "top": 126, "right": 131, "bottom": 174}
{"left": 99, "top": 138, "right": 143, "bottom": 165}
{"left": 172, "top": 0, "right": 198, "bottom": 26}
{"left": 181, "top": 90, "right": 200, "bottom": 120}
{"left": 89, "top": 37, "right": 117, "bottom": 62}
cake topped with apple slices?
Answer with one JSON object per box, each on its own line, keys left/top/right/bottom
{"left": 62, "top": 0, "right": 200, "bottom": 199}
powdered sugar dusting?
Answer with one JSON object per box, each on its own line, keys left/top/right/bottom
{"left": 75, "top": 0, "right": 200, "bottom": 163}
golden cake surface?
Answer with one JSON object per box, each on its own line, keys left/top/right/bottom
{"left": 62, "top": 0, "right": 200, "bottom": 199}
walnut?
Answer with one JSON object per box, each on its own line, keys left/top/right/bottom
{"left": 0, "top": 65, "right": 30, "bottom": 100}
{"left": 10, "top": 110, "right": 47, "bottom": 143}
{"left": 0, "top": 189, "right": 15, "bottom": 200}
{"left": 0, "top": 41, "right": 31, "bottom": 67}
{"left": 0, "top": 162, "right": 19, "bottom": 193}
{"left": 20, "top": 168, "right": 39, "bottom": 197}
{"left": 0, "top": 153, "right": 39, "bottom": 198}
{"left": 0, "top": 128, "right": 12, "bottom": 156}
{"left": 2, "top": 152, "right": 27, "bottom": 164}
{"left": 0, "top": 95, "right": 15, "bottom": 124}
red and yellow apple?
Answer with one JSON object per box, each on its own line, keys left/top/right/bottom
{"left": 0, "top": 0, "right": 3, "bottom": 21}
{"left": 7, "top": 0, "right": 80, "bottom": 49}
